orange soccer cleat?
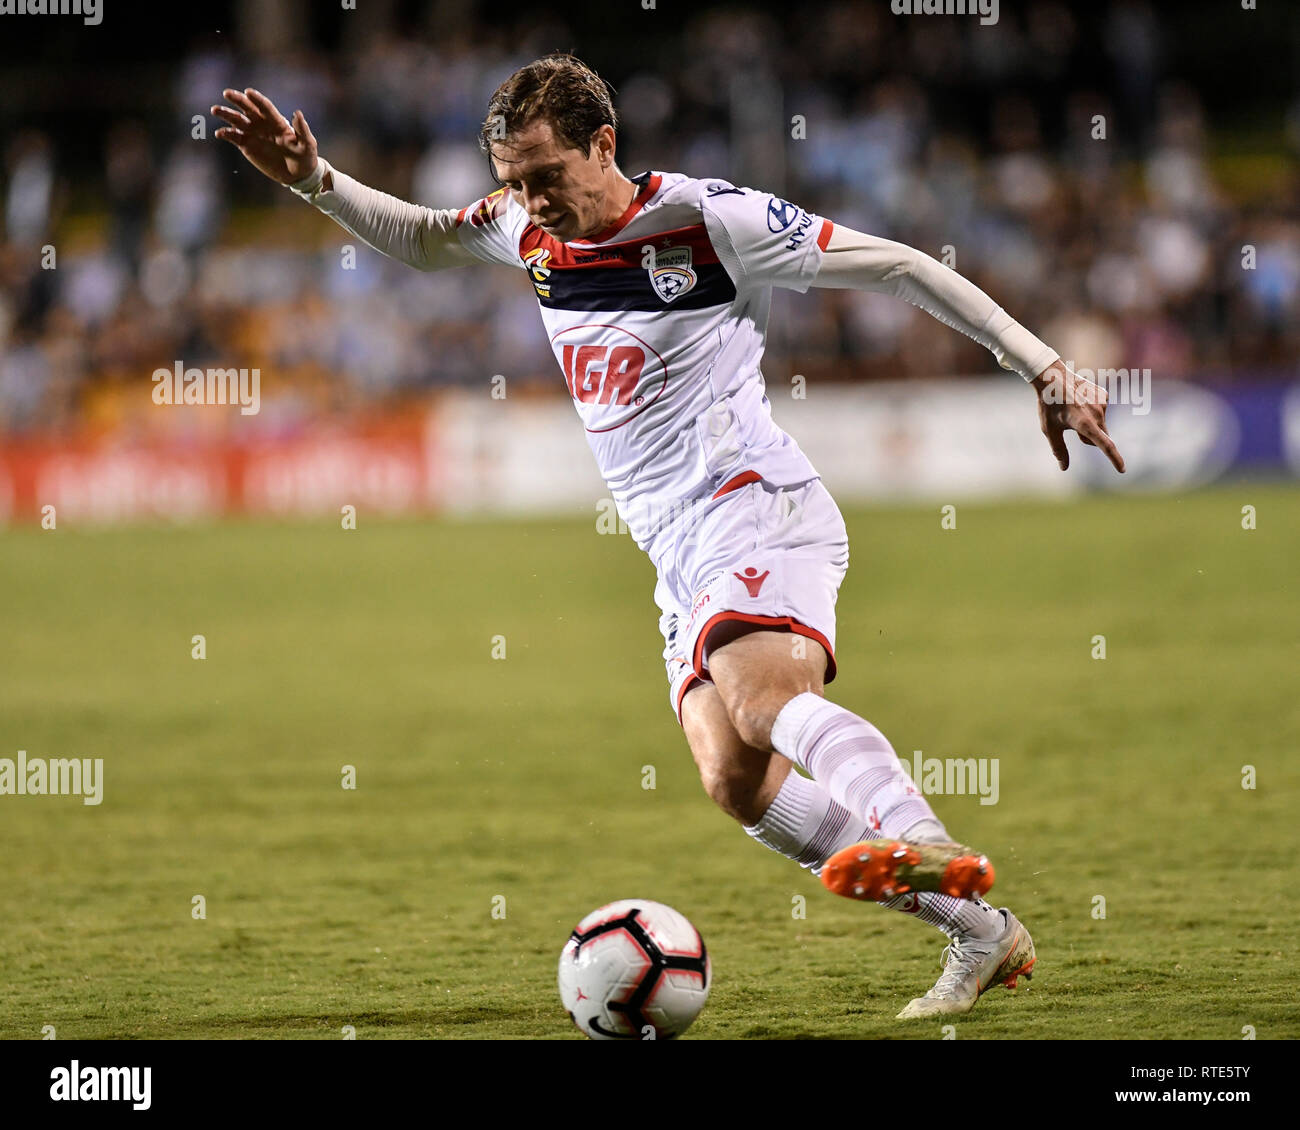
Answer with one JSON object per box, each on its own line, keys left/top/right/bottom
{"left": 820, "top": 839, "right": 995, "bottom": 902}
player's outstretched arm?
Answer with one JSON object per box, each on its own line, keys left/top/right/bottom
{"left": 213, "top": 87, "right": 475, "bottom": 271}
{"left": 812, "top": 224, "right": 1124, "bottom": 473}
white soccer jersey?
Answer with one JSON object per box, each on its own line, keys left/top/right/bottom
{"left": 294, "top": 159, "right": 1058, "bottom": 720}
{"left": 297, "top": 159, "right": 1056, "bottom": 577}
{"left": 451, "top": 172, "right": 833, "bottom": 562}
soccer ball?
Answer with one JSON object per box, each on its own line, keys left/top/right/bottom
{"left": 558, "top": 899, "right": 711, "bottom": 1040}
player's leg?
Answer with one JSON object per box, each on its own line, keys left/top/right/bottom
{"left": 678, "top": 616, "right": 827, "bottom": 827}
{"left": 679, "top": 679, "right": 790, "bottom": 826}
{"left": 672, "top": 476, "right": 1029, "bottom": 1013}
{"left": 704, "top": 625, "right": 1034, "bottom": 1015}
{"left": 679, "top": 680, "right": 898, "bottom": 878}
{"left": 708, "top": 625, "right": 951, "bottom": 842}
{"left": 672, "top": 475, "right": 992, "bottom": 901}
{"left": 706, "top": 626, "right": 994, "bottom": 902}
{"left": 679, "top": 677, "right": 995, "bottom": 925}
{"left": 675, "top": 647, "right": 1033, "bottom": 1016}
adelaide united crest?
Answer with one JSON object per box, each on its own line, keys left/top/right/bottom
{"left": 648, "top": 246, "right": 697, "bottom": 303}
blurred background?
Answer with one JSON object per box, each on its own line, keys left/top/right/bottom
{"left": 0, "top": 0, "right": 1298, "bottom": 520}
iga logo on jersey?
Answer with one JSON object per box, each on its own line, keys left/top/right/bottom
{"left": 649, "top": 246, "right": 697, "bottom": 304}
{"left": 551, "top": 325, "right": 670, "bottom": 431}
{"left": 562, "top": 342, "right": 646, "bottom": 404}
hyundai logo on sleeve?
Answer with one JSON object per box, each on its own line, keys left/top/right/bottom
{"left": 766, "top": 197, "right": 801, "bottom": 233}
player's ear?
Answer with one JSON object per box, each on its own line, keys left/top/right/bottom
{"left": 591, "top": 125, "right": 616, "bottom": 168}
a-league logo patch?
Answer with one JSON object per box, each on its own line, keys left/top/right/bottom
{"left": 649, "top": 246, "right": 697, "bottom": 303}
{"left": 523, "top": 248, "right": 552, "bottom": 298}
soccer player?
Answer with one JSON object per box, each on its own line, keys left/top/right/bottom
{"left": 214, "top": 55, "right": 1124, "bottom": 1019}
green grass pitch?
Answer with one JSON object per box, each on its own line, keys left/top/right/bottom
{"left": 1, "top": 482, "right": 1297, "bottom": 1039}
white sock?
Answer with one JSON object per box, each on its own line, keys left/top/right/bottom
{"left": 770, "top": 692, "right": 941, "bottom": 841}
{"left": 881, "top": 890, "right": 1005, "bottom": 939}
{"left": 745, "top": 770, "right": 1004, "bottom": 939}
{"left": 743, "top": 768, "right": 871, "bottom": 874}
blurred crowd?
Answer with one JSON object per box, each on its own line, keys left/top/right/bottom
{"left": 1, "top": 0, "right": 1297, "bottom": 437}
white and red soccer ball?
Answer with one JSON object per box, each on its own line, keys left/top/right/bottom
{"left": 558, "top": 899, "right": 711, "bottom": 1039}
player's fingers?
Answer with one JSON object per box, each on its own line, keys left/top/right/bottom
{"left": 1086, "top": 424, "right": 1126, "bottom": 473}
{"left": 1076, "top": 410, "right": 1128, "bottom": 468}
{"left": 1045, "top": 423, "right": 1069, "bottom": 471}
{"left": 222, "top": 88, "right": 262, "bottom": 118}
{"left": 245, "top": 88, "right": 290, "bottom": 129}
{"left": 211, "top": 105, "right": 251, "bottom": 128}
{"left": 214, "top": 126, "right": 248, "bottom": 144}
{"left": 292, "top": 110, "right": 317, "bottom": 150}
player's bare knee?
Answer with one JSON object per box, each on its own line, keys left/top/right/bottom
{"left": 697, "top": 762, "right": 758, "bottom": 822}
{"left": 724, "top": 690, "right": 781, "bottom": 753}
{"left": 702, "top": 756, "right": 788, "bottom": 826}
{"left": 682, "top": 696, "right": 774, "bottom": 822}
{"left": 686, "top": 729, "right": 760, "bottom": 820}
{"left": 725, "top": 683, "right": 827, "bottom": 752}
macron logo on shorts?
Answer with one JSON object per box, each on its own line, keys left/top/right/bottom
{"left": 734, "top": 567, "right": 770, "bottom": 598}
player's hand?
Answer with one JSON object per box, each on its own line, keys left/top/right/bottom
{"left": 1031, "top": 360, "right": 1126, "bottom": 473}
{"left": 212, "top": 88, "right": 319, "bottom": 186}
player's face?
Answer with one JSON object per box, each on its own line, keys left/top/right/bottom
{"left": 490, "top": 120, "right": 614, "bottom": 243}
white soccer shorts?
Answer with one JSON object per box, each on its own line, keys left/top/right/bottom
{"left": 654, "top": 472, "right": 850, "bottom": 725}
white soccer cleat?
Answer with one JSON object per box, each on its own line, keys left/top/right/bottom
{"left": 895, "top": 908, "right": 1036, "bottom": 1019}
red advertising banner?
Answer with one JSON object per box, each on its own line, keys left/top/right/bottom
{"left": 0, "top": 416, "right": 433, "bottom": 525}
